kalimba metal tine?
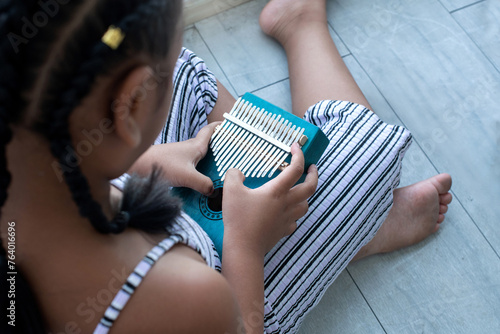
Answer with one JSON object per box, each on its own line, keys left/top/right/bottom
{"left": 257, "top": 146, "right": 283, "bottom": 178}
{"left": 246, "top": 115, "right": 288, "bottom": 177}
{"left": 212, "top": 122, "right": 236, "bottom": 153}
{"left": 268, "top": 152, "right": 289, "bottom": 178}
{"left": 210, "top": 96, "right": 242, "bottom": 143}
{"left": 215, "top": 97, "right": 245, "bottom": 131}
{"left": 259, "top": 147, "right": 283, "bottom": 178}
{"left": 251, "top": 141, "right": 276, "bottom": 178}
{"left": 235, "top": 133, "right": 261, "bottom": 173}
{"left": 239, "top": 136, "right": 265, "bottom": 176}
{"left": 215, "top": 124, "right": 246, "bottom": 165}
{"left": 218, "top": 129, "right": 252, "bottom": 174}
{"left": 214, "top": 124, "right": 241, "bottom": 163}
{"left": 242, "top": 138, "right": 269, "bottom": 177}
{"left": 284, "top": 124, "right": 297, "bottom": 146}
{"left": 217, "top": 130, "right": 245, "bottom": 171}
{"left": 221, "top": 129, "right": 262, "bottom": 178}
{"left": 255, "top": 145, "right": 279, "bottom": 177}
{"left": 276, "top": 119, "right": 290, "bottom": 143}
{"left": 292, "top": 127, "right": 305, "bottom": 144}
{"left": 215, "top": 104, "right": 252, "bottom": 157}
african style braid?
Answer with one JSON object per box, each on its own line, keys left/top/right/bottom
{"left": 39, "top": 0, "right": 182, "bottom": 234}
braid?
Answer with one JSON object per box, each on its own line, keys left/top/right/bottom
{"left": 44, "top": 0, "right": 181, "bottom": 234}
{"left": 47, "top": 41, "right": 120, "bottom": 233}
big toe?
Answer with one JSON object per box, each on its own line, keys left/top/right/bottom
{"left": 430, "top": 173, "right": 452, "bottom": 195}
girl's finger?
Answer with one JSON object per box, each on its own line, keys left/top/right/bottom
{"left": 195, "top": 122, "right": 220, "bottom": 144}
{"left": 289, "top": 164, "right": 318, "bottom": 204}
{"left": 291, "top": 200, "right": 309, "bottom": 221}
{"left": 267, "top": 143, "right": 305, "bottom": 192}
{"left": 223, "top": 168, "right": 246, "bottom": 190}
{"left": 285, "top": 221, "right": 297, "bottom": 237}
{"left": 184, "top": 170, "right": 214, "bottom": 196}
{"left": 192, "top": 122, "right": 220, "bottom": 160}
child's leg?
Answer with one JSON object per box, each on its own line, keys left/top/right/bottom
{"left": 259, "top": 0, "right": 452, "bottom": 260}
{"left": 260, "top": 0, "right": 372, "bottom": 117}
{"left": 207, "top": 80, "right": 236, "bottom": 123}
{"left": 209, "top": 0, "right": 371, "bottom": 121}
{"left": 256, "top": 1, "right": 452, "bottom": 332}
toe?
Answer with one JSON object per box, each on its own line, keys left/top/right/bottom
{"left": 430, "top": 173, "right": 452, "bottom": 195}
{"left": 440, "top": 192, "right": 453, "bottom": 205}
{"left": 439, "top": 204, "right": 448, "bottom": 214}
{"left": 437, "top": 214, "right": 445, "bottom": 223}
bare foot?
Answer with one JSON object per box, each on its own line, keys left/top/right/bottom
{"left": 353, "top": 173, "right": 453, "bottom": 261}
{"left": 259, "top": 0, "right": 327, "bottom": 46}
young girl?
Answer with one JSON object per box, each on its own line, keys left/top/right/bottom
{"left": 0, "top": 0, "right": 452, "bottom": 333}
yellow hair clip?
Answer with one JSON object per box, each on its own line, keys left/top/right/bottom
{"left": 101, "top": 25, "right": 125, "bottom": 50}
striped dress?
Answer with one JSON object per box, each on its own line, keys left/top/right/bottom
{"left": 99, "top": 48, "right": 412, "bottom": 333}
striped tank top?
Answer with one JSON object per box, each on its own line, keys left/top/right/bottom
{"left": 93, "top": 212, "right": 221, "bottom": 333}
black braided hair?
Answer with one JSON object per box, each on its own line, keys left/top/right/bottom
{"left": 37, "top": 0, "right": 183, "bottom": 234}
{"left": 1, "top": 0, "right": 182, "bottom": 332}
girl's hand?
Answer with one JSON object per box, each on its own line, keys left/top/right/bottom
{"left": 222, "top": 143, "right": 319, "bottom": 257}
{"left": 129, "top": 122, "right": 219, "bottom": 196}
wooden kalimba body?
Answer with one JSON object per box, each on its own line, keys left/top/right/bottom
{"left": 173, "top": 93, "right": 329, "bottom": 257}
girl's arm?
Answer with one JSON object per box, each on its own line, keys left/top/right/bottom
{"left": 221, "top": 144, "right": 318, "bottom": 333}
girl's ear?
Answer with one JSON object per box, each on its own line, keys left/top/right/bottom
{"left": 112, "top": 66, "right": 156, "bottom": 148}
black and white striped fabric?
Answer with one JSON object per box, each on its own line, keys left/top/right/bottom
{"left": 94, "top": 234, "right": 184, "bottom": 334}
{"left": 104, "top": 48, "right": 412, "bottom": 333}
{"left": 155, "top": 47, "right": 218, "bottom": 145}
{"left": 94, "top": 213, "right": 221, "bottom": 334}
{"left": 263, "top": 100, "right": 411, "bottom": 333}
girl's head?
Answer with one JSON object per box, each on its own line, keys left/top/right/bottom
{"left": 0, "top": 0, "right": 183, "bottom": 234}
{"left": 1, "top": 1, "right": 184, "bottom": 330}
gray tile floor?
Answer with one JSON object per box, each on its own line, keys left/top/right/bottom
{"left": 183, "top": 0, "right": 500, "bottom": 332}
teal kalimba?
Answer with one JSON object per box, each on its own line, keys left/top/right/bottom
{"left": 172, "top": 93, "right": 329, "bottom": 258}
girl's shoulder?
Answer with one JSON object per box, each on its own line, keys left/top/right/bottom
{"left": 108, "top": 244, "right": 240, "bottom": 333}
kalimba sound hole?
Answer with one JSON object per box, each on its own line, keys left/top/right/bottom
{"left": 207, "top": 187, "right": 223, "bottom": 212}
